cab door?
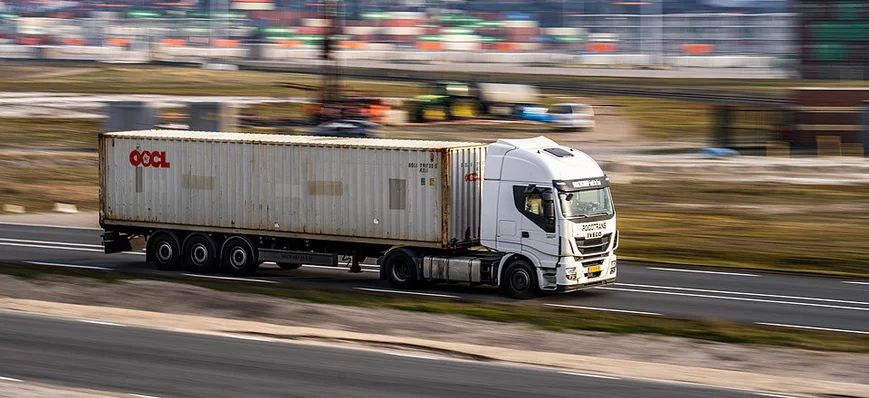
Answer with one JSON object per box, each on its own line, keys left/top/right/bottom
{"left": 514, "top": 186, "right": 560, "bottom": 258}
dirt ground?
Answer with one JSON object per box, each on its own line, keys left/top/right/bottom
{"left": 2, "top": 274, "right": 866, "bottom": 387}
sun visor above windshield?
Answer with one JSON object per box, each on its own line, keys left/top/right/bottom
{"left": 553, "top": 176, "right": 610, "bottom": 192}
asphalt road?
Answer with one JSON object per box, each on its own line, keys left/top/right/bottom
{"left": 1, "top": 222, "right": 868, "bottom": 335}
{"left": 0, "top": 311, "right": 765, "bottom": 398}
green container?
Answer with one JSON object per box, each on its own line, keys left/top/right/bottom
{"left": 361, "top": 12, "right": 389, "bottom": 20}
{"left": 554, "top": 36, "right": 586, "bottom": 43}
{"left": 837, "top": 1, "right": 863, "bottom": 21}
{"left": 814, "top": 42, "right": 847, "bottom": 61}
{"left": 126, "top": 10, "right": 162, "bottom": 19}
{"left": 417, "top": 35, "right": 441, "bottom": 42}
{"left": 479, "top": 36, "right": 503, "bottom": 44}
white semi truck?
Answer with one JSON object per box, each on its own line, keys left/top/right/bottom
{"left": 100, "top": 131, "right": 617, "bottom": 298}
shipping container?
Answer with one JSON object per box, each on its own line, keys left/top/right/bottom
{"left": 100, "top": 131, "right": 485, "bottom": 248}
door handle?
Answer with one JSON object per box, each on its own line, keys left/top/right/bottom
{"left": 521, "top": 231, "right": 530, "bottom": 238}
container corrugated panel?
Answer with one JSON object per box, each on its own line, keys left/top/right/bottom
{"left": 100, "top": 130, "right": 485, "bottom": 248}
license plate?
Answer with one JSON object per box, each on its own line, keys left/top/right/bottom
{"left": 588, "top": 265, "right": 601, "bottom": 273}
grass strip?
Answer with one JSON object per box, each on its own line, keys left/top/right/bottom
{"left": 2, "top": 263, "right": 867, "bottom": 353}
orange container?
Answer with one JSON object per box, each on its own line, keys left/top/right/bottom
{"left": 161, "top": 39, "right": 186, "bottom": 47}
{"left": 416, "top": 41, "right": 442, "bottom": 50}
{"left": 62, "top": 38, "right": 86, "bottom": 45}
{"left": 18, "top": 37, "right": 40, "bottom": 45}
{"left": 681, "top": 44, "right": 715, "bottom": 55}
{"left": 340, "top": 41, "right": 366, "bottom": 49}
{"left": 106, "top": 38, "right": 130, "bottom": 47}
{"left": 277, "top": 40, "right": 303, "bottom": 48}
{"left": 586, "top": 43, "right": 618, "bottom": 53}
{"left": 496, "top": 42, "right": 519, "bottom": 51}
{"left": 214, "top": 39, "right": 239, "bottom": 47}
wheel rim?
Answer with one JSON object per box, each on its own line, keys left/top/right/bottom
{"left": 511, "top": 269, "right": 531, "bottom": 292}
{"left": 230, "top": 247, "right": 247, "bottom": 269}
{"left": 156, "top": 242, "right": 173, "bottom": 262}
{"left": 191, "top": 243, "right": 208, "bottom": 265}
{"left": 391, "top": 259, "right": 411, "bottom": 282}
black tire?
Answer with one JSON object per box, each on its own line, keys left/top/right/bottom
{"left": 150, "top": 233, "right": 181, "bottom": 271}
{"left": 221, "top": 237, "right": 258, "bottom": 276}
{"left": 182, "top": 234, "right": 218, "bottom": 273}
{"left": 384, "top": 251, "right": 418, "bottom": 289}
{"left": 502, "top": 259, "right": 539, "bottom": 299}
{"left": 277, "top": 263, "right": 303, "bottom": 270}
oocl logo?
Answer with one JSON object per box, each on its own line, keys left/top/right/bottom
{"left": 463, "top": 172, "right": 480, "bottom": 182}
{"left": 129, "top": 149, "right": 171, "bottom": 168}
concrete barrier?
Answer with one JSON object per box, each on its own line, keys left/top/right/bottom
{"left": 1, "top": 204, "right": 25, "bottom": 214}
{"left": 52, "top": 203, "right": 79, "bottom": 214}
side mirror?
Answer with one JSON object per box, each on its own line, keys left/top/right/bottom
{"left": 565, "top": 193, "right": 574, "bottom": 201}
{"left": 543, "top": 198, "right": 555, "bottom": 224}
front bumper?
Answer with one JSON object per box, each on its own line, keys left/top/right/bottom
{"left": 555, "top": 276, "right": 616, "bottom": 293}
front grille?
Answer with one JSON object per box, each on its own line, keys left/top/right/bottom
{"left": 575, "top": 233, "right": 612, "bottom": 255}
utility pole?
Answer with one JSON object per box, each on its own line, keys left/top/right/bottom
{"left": 320, "top": 0, "right": 341, "bottom": 119}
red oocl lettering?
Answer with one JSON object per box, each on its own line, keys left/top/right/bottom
{"left": 140, "top": 151, "right": 152, "bottom": 167}
{"left": 129, "top": 150, "right": 171, "bottom": 168}
{"left": 129, "top": 150, "right": 141, "bottom": 166}
{"left": 463, "top": 172, "right": 480, "bottom": 182}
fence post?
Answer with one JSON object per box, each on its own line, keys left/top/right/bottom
{"left": 712, "top": 105, "right": 732, "bottom": 148}
{"left": 862, "top": 101, "right": 869, "bottom": 156}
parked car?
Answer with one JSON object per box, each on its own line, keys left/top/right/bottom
{"left": 549, "top": 103, "right": 595, "bottom": 130}
{"left": 312, "top": 120, "right": 381, "bottom": 138}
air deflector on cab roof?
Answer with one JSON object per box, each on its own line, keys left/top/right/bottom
{"left": 543, "top": 147, "right": 574, "bottom": 158}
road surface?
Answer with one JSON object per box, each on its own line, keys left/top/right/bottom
{"left": 0, "top": 222, "right": 867, "bottom": 335}
{"left": 0, "top": 311, "right": 769, "bottom": 398}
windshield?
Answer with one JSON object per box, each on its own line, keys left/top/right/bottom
{"left": 550, "top": 105, "right": 571, "bottom": 114}
{"left": 559, "top": 187, "right": 613, "bottom": 219}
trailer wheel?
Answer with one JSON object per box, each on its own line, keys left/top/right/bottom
{"left": 385, "top": 251, "right": 418, "bottom": 289}
{"left": 277, "top": 263, "right": 303, "bottom": 270}
{"left": 182, "top": 234, "right": 218, "bottom": 273}
{"left": 222, "top": 237, "right": 258, "bottom": 277}
{"left": 502, "top": 259, "right": 539, "bottom": 299}
{"left": 150, "top": 233, "right": 181, "bottom": 271}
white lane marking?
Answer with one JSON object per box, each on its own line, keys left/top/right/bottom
{"left": 181, "top": 273, "right": 279, "bottom": 284}
{"left": 0, "top": 240, "right": 143, "bottom": 255}
{"left": 131, "top": 394, "right": 163, "bottom": 398}
{"left": 385, "top": 352, "right": 440, "bottom": 360}
{"left": 224, "top": 334, "right": 275, "bottom": 343}
{"left": 302, "top": 264, "right": 379, "bottom": 273}
{"left": 647, "top": 267, "right": 759, "bottom": 277}
{"left": 25, "top": 261, "right": 112, "bottom": 271}
{"left": 559, "top": 371, "right": 620, "bottom": 380}
{"left": 0, "top": 376, "right": 22, "bottom": 382}
{"left": 0, "top": 221, "right": 102, "bottom": 231}
{"left": 757, "top": 322, "right": 869, "bottom": 335}
{"left": 755, "top": 392, "right": 800, "bottom": 398}
{"left": 0, "top": 242, "right": 103, "bottom": 252}
{"left": 354, "top": 287, "right": 461, "bottom": 299}
{"left": 80, "top": 319, "right": 124, "bottom": 327}
{"left": 599, "top": 287, "right": 869, "bottom": 312}
{"left": 0, "top": 238, "right": 102, "bottom": 248}
{"left": 544, "top": 303, "right": 661, "bottom": 316}
{"left": 844, "top": 281, "right": 869, "bottom": 286}
{"left": 617, "top": 282, "right": 869, "bottom": 307}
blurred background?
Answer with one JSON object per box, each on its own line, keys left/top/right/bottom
{"left": 1, "top": 1, "right": 868, "bottom": 397}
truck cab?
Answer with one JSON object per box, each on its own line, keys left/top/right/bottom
{"left": 480, "top": 137, "right": 617, "bottom": 294}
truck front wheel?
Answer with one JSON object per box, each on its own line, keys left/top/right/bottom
{"left": 502, "top": 260, "right": 539, "bottom": 299}
{"left": 222, "top": 237, "right": 258, "bottom": 277}
{"left": 385, "top": 251, "right": 418, "bottom": 289}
